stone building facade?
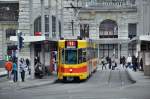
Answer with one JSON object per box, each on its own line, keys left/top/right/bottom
{"left": 0, "top": 0, "right": 150, "bottom": 61}
{"left": 0, "top": 0, "right": 18, "bottom": 60}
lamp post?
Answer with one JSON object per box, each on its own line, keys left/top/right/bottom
{"left": 49, "top": 0, "right": 52, "bottom": 38}
{"left": 71, "top": 20, "right": 74, "bottom": 36}
{"left": 41, "top": 0, "right": 45, "bottom": 36}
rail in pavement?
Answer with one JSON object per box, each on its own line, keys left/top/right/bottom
{"left": 126, "top": 68, "right": 150, "bottom": 83}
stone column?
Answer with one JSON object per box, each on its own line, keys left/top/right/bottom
{"left": 61, "top": 0, "right": 64, "bottom": 37}
{"left": 118, "top": 43, "right": 121, "bottom": 63}
{"left": 29, "top": 0, "right": 33, "bottom": 36}
{"left": 136, "top": 40, "right": 141, "bottom": 57}
{"left": 49, "top": 0, "right": 52, "bottom": 38}
{"left": 0, "top": 29, "right": 3, "bottom": 60}
{"left": 30, "top": 43, "right": 35, "bottom": 79}
{"left": 19, "top": 0, "right": 31, "bottom": 58}
{"left": 41, "top": 0, "right": 45, "bottom": 36}
{"left": 56, "top": 0, "right": 59, "bottom": 39}
{"left": 40, "top": 44, "right": 45, "bottom": 66}
{"left": 98, "top": 44, "right": 100, "bottom": 59}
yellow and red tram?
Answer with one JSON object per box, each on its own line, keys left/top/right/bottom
{"left": 57, "top": 39, "right": 98, "bottom": 81}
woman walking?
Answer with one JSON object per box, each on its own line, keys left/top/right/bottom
{"left": 12, "top": 60, "right": 18, "bottom": 82}
{"left": 20, "top": 59, "right": 26, "bottom": 82}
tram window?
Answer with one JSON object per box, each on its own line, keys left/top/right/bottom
{"left": 78, "top": 49, "right": 82, "bottom": 63}
{"left": 78, "top": 49, "right": 86, "bottom": 63}
{"left": 62, "top": 49, "right": 65, "bottom": 64}
{"left": 65, "top": 49, "right": 77, "bottom": 64}
{"left": 82, "top": 49, "right": 86, "bottom": 62}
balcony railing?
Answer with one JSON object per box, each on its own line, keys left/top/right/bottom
{"left": 81, "top": 1, "right": 136, "bottom": 10}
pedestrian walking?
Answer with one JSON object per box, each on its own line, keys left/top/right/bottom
{"left": 122, "top": 56, "right": 126, "bottom": 68}
{"left": 111, "top": 55, "right": 116, "bottom": 70}
{"left": 140, "top": 58, "right": 143, "bottom": 71}
{"left": 26, "top": 58, "right": 31, "bottom": 75}
{"left": 12, "top": 60, "right": 17, "bottom": 82}
{"left": 127, "top": 55, "right": 132, "bottom": 68}
{"left": 132, "top": 55, "right": 137, "bottom": 72}
{"left": 20, "top": 59, "right": 26, "bottom": 82}
{"left": 5, "top": 60, "right": 13, "bottom": 80}
{"left": 101, "top": 57, "right": 107, "bottom": 70}
{"left": 106, "top": 56, "right": 111, "bottom": 69}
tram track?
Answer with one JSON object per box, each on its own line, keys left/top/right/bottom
{"left": 107, "top": 69, "right": 131, "bottom": 88}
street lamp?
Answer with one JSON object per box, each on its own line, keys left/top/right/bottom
{"left": 71, "top": 20, "right": 74, "bottom": 36}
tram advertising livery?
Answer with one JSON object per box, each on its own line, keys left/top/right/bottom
{"left": 57, "top": 39, "right": 98, "bottom": 81}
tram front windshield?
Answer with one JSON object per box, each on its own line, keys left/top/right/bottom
{"left": 65, "top": 49, "right": 77, "bottom": 64}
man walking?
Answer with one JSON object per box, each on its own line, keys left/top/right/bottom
{"left": 20, "top": 59, "right": 26, "bottom": 82}
{"left": 101, "top": 57, "right": 106, "bottom": 70}
{"left": 26, "top": 58, "right": 31, "bottom": 75}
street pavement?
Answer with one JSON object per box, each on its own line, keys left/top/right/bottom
{"left": 0, "top": 65, "right": 150, "bottom": 99}
{"left": 0, "top": 72, "right": 57, "bottom": 90}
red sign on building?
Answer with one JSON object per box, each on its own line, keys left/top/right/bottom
{"left": 34, "top": 32, "right": 42, "bottom": 36}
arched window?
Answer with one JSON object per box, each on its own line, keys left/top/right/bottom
{"left": 99, "top": 19, "right": 118, "bottom": 38}
{"left": 34, "top": 15, "right": 59, "bottom": 36}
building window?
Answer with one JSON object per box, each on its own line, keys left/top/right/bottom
{"left": 80, "top": 24, "right": 89, "bottom": 39}
{"left": 99, "top": 44, "right": 118, "bottom": 58}
{"left": 99, "top": 19, "right": 118, "bottom": 38}
{"left": 128, "top": 23, "right": 137, "bottom": 39}
{"left": 45, "top": 15, "right": 49, "bottom": 33}
{"left": 6, "top": 29, "right": 16, "bottom": 38}
{"left": 34, "top": 15, "right": 57, "bottom": 36}
{"left": 59, "top": 21, "right": 61, "bottom": 37}
{"left": 0, "top": 3, "right": 19, "bottom": 21}
{"left": 34, "top": 16, "right": 41, "bottom": 33}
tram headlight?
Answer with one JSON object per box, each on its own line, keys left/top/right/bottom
{"left": 69, "top": 69, "right": 73, "bottom": 72}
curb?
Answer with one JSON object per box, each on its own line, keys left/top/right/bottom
{"left": 20, "top": 77, "right": 57, "bottom": 89}
{"left": 20, "top": 80, "right": 56, "bottom": 89}
{"left": 126, "top": 68, "right": 136, "bottom": 83}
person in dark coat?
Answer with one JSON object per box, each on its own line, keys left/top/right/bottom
{"left": 122, "top": 56, "right": 126, "bottom": 68}
{"left": 140, "top": 58, "right": 143, "bottom": 71}
{"left": 132, "top": 55, "right": 137, "bottom": 72}
{"left": 108, "top": 57, "right": 112, "bottom": 69}
{"left": 26, "top": 58, "right": 31, "bottom": 75}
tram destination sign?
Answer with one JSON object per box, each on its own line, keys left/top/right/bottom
{"left": 65, "top": 41, "right": 77, "bottom": 48}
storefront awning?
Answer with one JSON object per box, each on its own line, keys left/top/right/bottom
{"left": 93, "top": 38, "right": 130, "bottom": 44}
{"left": 130, "top": 35, "right": 150, "bottom": 42}
{"left": 10, "top": 36, "right": 46, "bottom": 42}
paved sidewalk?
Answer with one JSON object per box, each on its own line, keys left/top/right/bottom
{"left": 0, "top": 72, "right": 57, "bottom": 90}
{"left": 127, "top": 68, "right": 150, "bottom": 83}
{"left": 98, "top": 63, "right": 150, "bottom": 83}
